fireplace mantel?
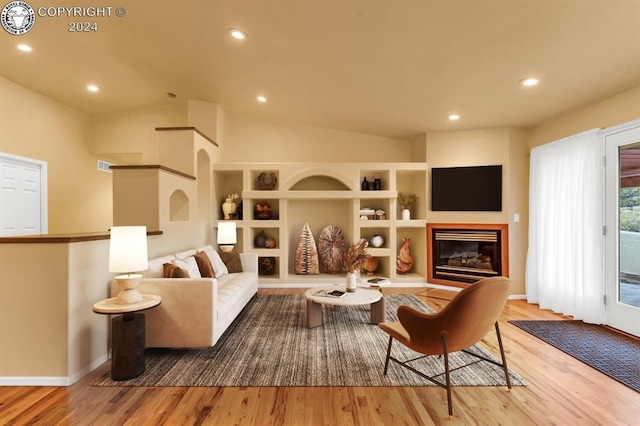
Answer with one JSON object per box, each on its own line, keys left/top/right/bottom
{"left": 427, "top": 223, "right": 509, "bottom": 287}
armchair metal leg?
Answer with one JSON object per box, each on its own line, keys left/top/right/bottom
{"left": 383, "top": 336, "right": 393, "bottom": 375}
{"left": 494, "top": 322, "right": 512, "bottom": 390}
{"left": 441, "top": 332, "right": 453, "bottom": 419}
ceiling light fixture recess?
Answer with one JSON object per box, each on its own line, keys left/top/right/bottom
{"left": 519, "top": 77, "right": 539, "bottom": 87}
{"left": 229, "top": 28, "right": 248, "bottom": 40}
{"left": 448, "top": 114, "right": 460, "bottom": 121}
{"left": 257, "top": 95, "right": 267, "bottom": 103}
{"left": 17, "top": 44, "right": 32, "bottom": 52}
{"left": 87, "top": 84, "right": 100, "bottom": 92}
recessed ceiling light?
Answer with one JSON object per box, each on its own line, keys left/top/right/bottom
{"left": 87, "top": 84, "right": 100, "bottom": 92}
{"left": 257, "top": 95, "right": 267, "bottom": 103}
{"left": 448, "top": 114, "right": 460, "bottom": 121}
{"left": 17, "top": 44, "right": 32, "bottom": 52}
{"left": 229, "top": 28, "right": 248, "bottom": 40}
{"left": 519, "top": 77, "right": 539, "bottom": 87}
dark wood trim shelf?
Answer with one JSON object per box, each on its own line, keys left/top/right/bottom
{"left": 155, "top": 126, "right": 218, "bottom": 147}
{"left": 0, "top": 230, "right": 163, "bottom": 244}
{"left": 110, "top": 165, "right": 196, "bottom": 180}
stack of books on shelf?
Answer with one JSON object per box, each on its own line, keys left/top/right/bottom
{"left": 359, "top": 208, "right": 375, "bottom": 220}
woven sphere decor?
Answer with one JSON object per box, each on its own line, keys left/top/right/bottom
{"left": 318, "top": 225, "right": 347, "bottom": 274}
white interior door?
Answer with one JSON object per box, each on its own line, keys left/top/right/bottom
{"left": 0, "top": 153, "right": 47, "bottom": 236}
{"left": 604, "top": 121, "right": 640, "bottom": 337}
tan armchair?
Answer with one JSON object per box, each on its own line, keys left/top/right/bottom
{"left": 378, "top": 277, "right": 512, "bottom": 419}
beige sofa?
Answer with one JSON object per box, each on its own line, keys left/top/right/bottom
{"left": 111, "top": 245, "right": 258, "bottom": 348}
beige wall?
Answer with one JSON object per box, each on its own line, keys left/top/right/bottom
{"left": 0, "top": 77, "right": 113, "bottom": 234}
{"left": 221, "top": 112, "right": 414, "bottom": 162}
{"left": 89, "top": 102, "right": 188, "bottom": 164}
{"left": 424, "top": 127, "right": 530, "bottom": 294}
{"left": 529, "top": 85, "right": 640, "bottom": 148}
{"left": 0, "top": 239, "right": 111, "bottom": 382}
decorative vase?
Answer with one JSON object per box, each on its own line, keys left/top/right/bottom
{"left": 265, "top": 235, "right": 277, "bottom": 248}
{"left": 254, "top": 230, "right": 267, "bottom": 248}
{"left": 346, "top": 271, "right": 358, "bottom": 292}
{"left": 222, "top": 198, "right": 237, "bottom": 219}
{"left": 401, "top": 208, "right": 411, "bottom": 220}
{"left": 255, "top": 201, "right": 272, "bottom": 220}
{"left": 370, "top": 234, "right": 384, "bottom": 248}
{"left": 361, "top": 177, "right": 370, "bottom": 190}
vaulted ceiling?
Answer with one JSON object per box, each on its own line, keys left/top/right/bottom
{"left": 1, "top": 0, "right": 639, "bottom": 139}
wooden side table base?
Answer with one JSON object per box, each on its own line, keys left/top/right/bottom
{"left": 111, "top": 313, "right": 145, "bottom": 380}
{"left": 370, "top": 297, "right": 386, "bottom": 324}
{"left": 306, "top": 299, "right": 324, "bottom": 328}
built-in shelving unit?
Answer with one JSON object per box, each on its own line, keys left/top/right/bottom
{"left": 212, "top": 163, "right": 428, "bottom": 285}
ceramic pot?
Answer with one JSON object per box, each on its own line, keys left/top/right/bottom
{"left": 222, "top": 198, "right": 237, "bottom": 220}
{"left": 370, "top": 234, "right": 384, "bottom": 248}
{"left": 346, "top": 272, "right": 357, "bottom": 292}
{"left": 265, "top": 235, "right": 277, "bottom": 248}
{"left": 401, "top": 208, "right": 411, "bottom": 220}
{"left": 254, "top": 231, "right": 267, "bottom": 248}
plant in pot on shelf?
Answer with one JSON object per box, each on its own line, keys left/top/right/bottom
{"left": 398, "top": 192, "right": 418, "bottom": 220}
{"left": 345, "top": 239, "right": 371, "bottom": 292}
{"left": 222, "top": 193, "right": 240, "bottom": 219}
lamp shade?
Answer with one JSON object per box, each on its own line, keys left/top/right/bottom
{"left": 217, "top": 221, "right": 237, "bottom": 245}
{"left": 109, "top": 226, "right": 149, "bottom": 273}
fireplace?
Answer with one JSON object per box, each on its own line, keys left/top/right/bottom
{"left": 427, "top": 223, "right": 509, "bottom": 287}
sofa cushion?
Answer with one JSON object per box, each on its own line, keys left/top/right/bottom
{"left": 218, "top": 250, "right": 243, "bottom": 273}
{"left": 197, "top": 247, "right": 228, "bottom": 278}
{"left": 163, "top": 262, "right": 189, "bottom": 278}
{"left": 217, "top": 272, "right": 257, "bottom": 319}
{"left": 194, "top": 251, "right": 215, "bottom": 278}
{"left": 172, "top": 256, "right": 202, "bottom": 278}
{"left": 174, "top": 248, "right": 197, "bottom": 260}
{"left": 146, "top": 254, "right": 176, "bottom": 278}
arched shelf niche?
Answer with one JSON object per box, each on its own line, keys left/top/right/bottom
{"left": 284, "top": 169, "right": 352, "bottom": 191}
{"left": 169, "top": 189, "right": 190, "bottom": 222}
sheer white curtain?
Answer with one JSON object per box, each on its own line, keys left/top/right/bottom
{"left": 526, "top": 129, "right": 605, "bottom": 323}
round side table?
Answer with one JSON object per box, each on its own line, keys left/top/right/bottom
{"left": 93, "top": 294, "right": 161, "bottom": 381}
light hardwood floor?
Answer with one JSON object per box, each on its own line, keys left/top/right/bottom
{"left": 1, "top": 287, "right": 638, "bottom": 425}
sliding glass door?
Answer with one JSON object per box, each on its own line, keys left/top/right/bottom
{"left": 605, "top": 122, "right": 640, "bottom": 337}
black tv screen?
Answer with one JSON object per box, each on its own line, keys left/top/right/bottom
{"left": 431, "top": 165, "right": 502, "bottom": 211}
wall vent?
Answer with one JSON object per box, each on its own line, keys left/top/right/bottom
{"left": 97, "top": 160, "right": 113, "bottom": 173}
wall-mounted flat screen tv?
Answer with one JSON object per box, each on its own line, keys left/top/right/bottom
{"left": 431, "top": 165, "right": 502, "bottom": 211}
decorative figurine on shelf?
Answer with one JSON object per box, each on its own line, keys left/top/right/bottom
{"left": 398, "top": 192, "right": 419, "bottom": 220}
{"left": 222, "top": 193, "right": 239, "bottom": 219}
{"left": 396, "top": 237, "right": 414, "bottom": 274}
{"left": 255, "top": 201, "right": 272, "bottom": 220}
{"left": 345, "top": 239, "right": 371, "bottom": 292}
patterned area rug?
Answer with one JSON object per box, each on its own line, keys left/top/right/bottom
{"left": 509, "top": 320, "right": 640, "bottom": 392}
{"left": 94, "top": 294, "right": 526, "bottom": 387}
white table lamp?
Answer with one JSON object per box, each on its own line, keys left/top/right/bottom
{"left": 109, "top": 226, "right": 148, "bottom": 305}
{"left": 217, "top": 221, "right": 237, "bottom": 252}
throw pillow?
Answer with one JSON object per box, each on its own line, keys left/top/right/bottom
{"left": 172, "top": 257, "right": 202, "bottom": 278}
{"left": 218, "top": 250, "right": 243, "bottom": 273}
{"left": 203, "top": 249, "right": 228, "bottom": 278}
{"left": 163, "top": 262, "right": 189, "bottom": 278}
{"left": 194, "top": 251, "right": 215, "bottom": 278}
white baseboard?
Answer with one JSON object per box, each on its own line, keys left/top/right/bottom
{"left": 0, "top": 353, "right": 108, "bottom": 387}
{"left": 0, "top": 376, "right": 69, "bottom": 386}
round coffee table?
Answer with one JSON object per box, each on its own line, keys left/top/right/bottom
{"left": 304, "top": 286, "right": 386, "bottom": 328}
